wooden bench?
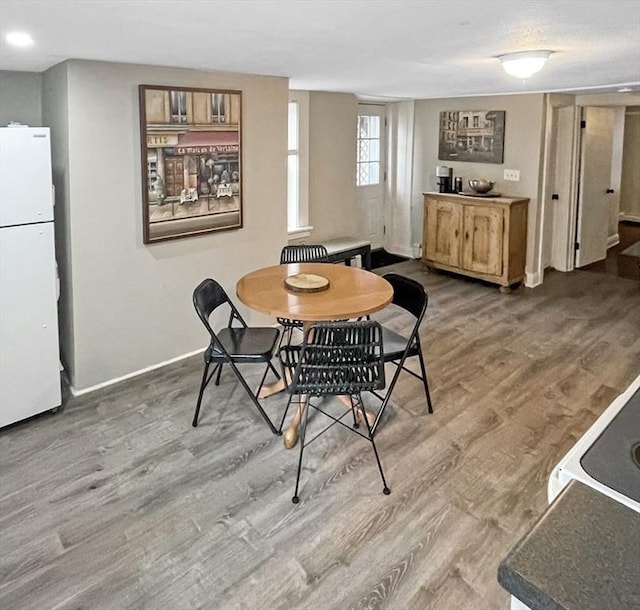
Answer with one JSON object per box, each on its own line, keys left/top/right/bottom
{"left": 321, "top": 237, "right": 372, "bottom": 270}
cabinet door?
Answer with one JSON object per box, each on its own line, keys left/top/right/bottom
{"left": 425, "top": 199, "right": 462, "bottom": 267}
{"left": 462, "top": 205, "right": 504, "bottom": 276}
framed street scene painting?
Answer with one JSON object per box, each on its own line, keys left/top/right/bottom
{"left": 139, "top": 85, "right": 242, "bottom": 243}
{"left": 438, "top": 110, "right": 505, "bottom": 164}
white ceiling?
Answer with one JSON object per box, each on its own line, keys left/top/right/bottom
{"left": 1, "top": 0, "right": 639, "bottom": 100}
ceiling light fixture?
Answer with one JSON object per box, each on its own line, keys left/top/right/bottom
{"left": 6, "top": 31, "right": 34, "bottom": 48}
{"left": 498, "top": 50, "right": 553, "bottom": 79}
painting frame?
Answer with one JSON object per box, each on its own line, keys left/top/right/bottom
{"left": 139, "top": 84, "right": 243, "bottom": 244}
{"left": 438, "top": 110, "right": 505, "bottom": 164}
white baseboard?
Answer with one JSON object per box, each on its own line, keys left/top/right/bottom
{"left": 607, "top": 233, "right": 620, "bottom": 249}
{"left": 619, "top": 213, "right": 640, "bottom": 223}
{"left": 385, "top": 244, "right": 415, "bottom": 258}
{"left": 69, "top": 347, "right": 205, "bottom": 397}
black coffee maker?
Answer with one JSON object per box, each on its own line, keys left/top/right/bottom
{"left": 436, "top": 165, "right": 453, "bottom": 193}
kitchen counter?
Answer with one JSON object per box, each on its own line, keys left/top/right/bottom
{"left": 498, "top": 480, "right": 640, "bottom": 610}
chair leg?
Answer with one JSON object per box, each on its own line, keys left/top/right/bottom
{"left": 292, "top": 396, "right": 310, "bottom": 504}
{"left": 278, "top": 324, "right": 296, "bottom": 350}
{"left": 371, "top": 359, "right": 404, "bottom": 436}
{"left": 215, "top": 362, "right": 224, "bottom": 386}
{"left": 267, "top": 360, "right": 282, "bottom": 381}
{"left": 416, "top": 344, "right": 433, "bottom": 414}
{"left": 192, "top": 360, "right": 211, "bottom": 427}
{"left": 228, "top": 361, "right": 279, "bottom": 434}
{"left": 349, "top": 395, "right": 360, "bottom": 428}
{"left": 371, "top": 345, "right": 433, "bottom": 434}
{"left": 278, "top": 392, "right": 294, "bottom": 435}
{"left": 358, "top": 393, "right": 390, "bottom": 495}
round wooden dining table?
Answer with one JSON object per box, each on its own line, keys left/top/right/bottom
{"left": 236, "top": 262, "right": 393, "bottom": 448}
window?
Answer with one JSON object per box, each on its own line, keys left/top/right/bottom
{"left": 287, "top": 92, "right": 310, "bottom": 236}
{"left": 357, "top": 114, "right": 380, "bottom": 186}
{"left": 211, "top": 93, "right": 226, "bottom": 123}
{"left": 170, "top": 90, "right": 187, "bottom": 123}
{"left": 288, "top": 100, "right": 299, "bottom": 230}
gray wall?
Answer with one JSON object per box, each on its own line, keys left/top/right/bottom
{"left": 308, "top": 92, "right": 358, "bottom": 241}
{"left": 412, "top": 94, "right": 546, "bottom": 281}
{"left": 0, "top": 70, "right": 43, "bottom": 127}
{"left": 289, "top": 91, "right": 358, "bottom": 243}
{"left": 44, "top": 60, "right": 288, "bottom": 392}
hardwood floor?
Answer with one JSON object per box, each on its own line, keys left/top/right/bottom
{"left": 1, "top": 261, "right": 638, "bottom": 610}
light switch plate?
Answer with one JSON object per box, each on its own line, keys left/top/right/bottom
{"left": 504, "top": 169, "right": 520, "bottom": 181}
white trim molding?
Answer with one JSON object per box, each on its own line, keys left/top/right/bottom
{"left": 525, "top": 270, "right": 543, "bottom": 288}
{"left": 287, "top": 225, "right": 313, "bottom": 239}
{"left": 69, "top": 347, "right": 205, "bottom": 397}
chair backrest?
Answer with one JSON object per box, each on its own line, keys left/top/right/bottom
{"left": 281, "top": 321, "right": 385, "bottom": 396}
{"left": 193, "top": 278, "right": 245, "bottom": 339}
{"left": 383, "top": 273, "right": 428, "bottom": 322}
{"left": 280, "top": 244, "right": 329, "bottom": 264}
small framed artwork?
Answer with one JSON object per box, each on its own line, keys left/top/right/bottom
{"left": 438, "top": 110, "right": 505, "bottom": 164}
{"left": 139, "top": 84, "right": 243, "bottom": 243}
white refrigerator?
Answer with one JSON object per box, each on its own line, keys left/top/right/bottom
{"left": 0, "top": 127, "right": 62, "bottom": 427}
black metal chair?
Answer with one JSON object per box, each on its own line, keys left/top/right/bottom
{"left": 279, "top": 320, "right": 390, "bottom": 503}
{"left": 280, "top": 244, "right": 329, "bottom": 265}
{"left": 277, "top": 245, "right": 329, "bottom": 346}
{"left": 369, "top": 273, "right": 433, "bottom": 435}
{"left": 192, "top": 278, "right": 282, "bottom": 434}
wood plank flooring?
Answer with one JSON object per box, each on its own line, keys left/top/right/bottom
{"left": 1, "top": 261, "right": 639, "bottom": 610}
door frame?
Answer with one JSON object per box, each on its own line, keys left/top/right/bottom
{"left": 540, "top": 96, "right": 581, "bottom": 277}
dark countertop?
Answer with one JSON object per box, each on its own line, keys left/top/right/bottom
{"left": 498, "top": 480, "right": 640, "bottom": 610}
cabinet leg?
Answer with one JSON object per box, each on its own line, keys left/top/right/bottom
{"left": 499, "top": 285, "right": 512, "bottom": 294}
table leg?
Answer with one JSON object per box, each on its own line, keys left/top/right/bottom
{"left": 283, "top": 397, "right": 307, "bottom": 449}
{"left": 338, "top": 395, "right": 376, "bottom": 428}
{"left": 258, "top": 377, "right": 285, "bottom": 398}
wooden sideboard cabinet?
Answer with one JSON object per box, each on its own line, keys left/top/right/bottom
{"left": 422, "top": 192, "right": 529, "bottom": 293}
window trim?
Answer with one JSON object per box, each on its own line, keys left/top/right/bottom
{"left": 288, "top": 91, "right": 311, "bottom": 237}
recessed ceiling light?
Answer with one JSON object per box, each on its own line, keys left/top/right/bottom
{"left": 6, "top": 32, "right": 34, "bottom": 48}
{"left": 618, "top": 87, "right": 632, "bottom": 93}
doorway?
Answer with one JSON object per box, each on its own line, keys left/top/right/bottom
{"left": 544, "top": 101, "right": 626, "bottom": 276}
{"left": 356, "top": 104, "right": 386, "bottom": 249}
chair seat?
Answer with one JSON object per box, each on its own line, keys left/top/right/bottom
{"left": 381, "top": 326, "right": 418, "bottom": 360}
{"left": 212, "top": 327, "right": 280, "bottom": 361}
